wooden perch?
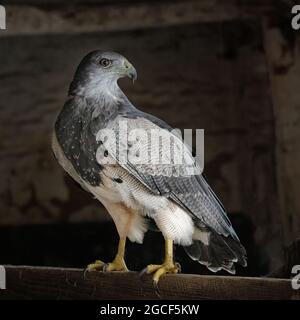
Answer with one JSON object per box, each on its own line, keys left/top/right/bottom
{"left": 0, "top": 266, "right": 299, "bottom": 300}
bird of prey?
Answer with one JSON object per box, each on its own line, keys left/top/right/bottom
{"left": 52, "top": 51, "right": 247, "bottom": 284}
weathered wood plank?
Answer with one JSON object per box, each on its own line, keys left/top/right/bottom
{"left": 0, "top": 266, "right": 298, "bottom": 300}
{"left": 0, "top": 1, "right": 275, "bottom": 37}
{"left": 0, "top": 0, "right": 276, "bottom": 5}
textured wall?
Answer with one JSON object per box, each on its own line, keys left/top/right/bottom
{"left": 263, "top": 16, "right": 300, "bottom": 246}
{"left": 0, "top": 20, "right": 282, "bottom": 268}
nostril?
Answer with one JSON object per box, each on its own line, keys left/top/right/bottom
{"left": 124, "top": 61, "right": 131, "bottom": 69}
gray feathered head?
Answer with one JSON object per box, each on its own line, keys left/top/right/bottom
{"left": 68, "top": 51, "right": 137, "bottom": 97}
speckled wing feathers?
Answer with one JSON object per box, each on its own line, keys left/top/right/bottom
{"left": 100, "top": 112, "right": 239, "bottom": 240}
{"left": 55, "top": 98, "right": 104, "bottom": 186}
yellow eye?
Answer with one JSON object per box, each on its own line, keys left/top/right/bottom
{"left": 99, "top": 58, "right": 111, "bottom": 68}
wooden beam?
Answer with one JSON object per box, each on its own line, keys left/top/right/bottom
{"left": 0, "top": 266, "right": 298, "bottom": 300}
{"left": 263, "top": 17, "right": 300, "bottom": 246}
{"left": 2, "top": 0, "right": 275, "bottom": 7}
{"left": 0, "top": 1, "right": 275, "bottom": 37}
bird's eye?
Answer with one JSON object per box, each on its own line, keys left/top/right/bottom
{"left": 99, "top": 58, "right": 111, "bottom": 68}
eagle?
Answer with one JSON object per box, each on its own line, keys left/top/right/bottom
{"left": 52, "top": 51, "right": 247, "bottom": 284}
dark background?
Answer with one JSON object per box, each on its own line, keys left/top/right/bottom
{"left": 0, "top": 0, "right": 299, "bottom": 278}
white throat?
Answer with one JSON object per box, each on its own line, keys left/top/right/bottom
{"left": 80, "top": 75, "right": 124, "bottom": 105}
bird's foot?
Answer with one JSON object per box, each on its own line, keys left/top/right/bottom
{"left": 86, "top": 259, "right": 106, "bottom": 271}
{"left": 106, "top": 256, "right": 128, "bottom": 272}
{"left": 87, "top": 256, "right": 128, "bottom": 272}
{"left": 145, "top": 261, "right": 181, "bottom": 284}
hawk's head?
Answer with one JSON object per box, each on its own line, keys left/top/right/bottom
{"left": 68, "top": 51, "right": 137, "bottom": 97}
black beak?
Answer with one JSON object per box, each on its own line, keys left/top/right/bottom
{"left": 127, "top": 67, "right": 137, "bottom": 81}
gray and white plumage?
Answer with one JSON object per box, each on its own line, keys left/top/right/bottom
{"left": 53, "top": 50, "right": 247, "bottom": 274}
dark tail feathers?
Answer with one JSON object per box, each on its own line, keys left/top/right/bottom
{"left": 184, "top": 229, "right": 247, "bottom": 274}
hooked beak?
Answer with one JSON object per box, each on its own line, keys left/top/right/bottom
{"left": 124, "top": 60, "right": 137, "bottom": 82}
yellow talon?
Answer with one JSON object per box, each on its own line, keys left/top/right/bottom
{"left": 106, "top": 256, "right": 128, "bottom": 272}
{"left": 86, "top": 237, "right": 129, "bottom": 272}
{"left": 147, "top": 262, "right": 180, "bottom": 284}
{"left": 87, "top": 260, "right": 106, "bottom": 271}
{"left": 145, "top": 238, "right": 180, "bottom": 284}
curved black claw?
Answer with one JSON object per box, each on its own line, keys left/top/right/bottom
{"left": 139, "top": 267, "right": 148, "bottom": 279}
{"left": 153, "top": 280, "right": 161, "bottom": 298}
{"left": 83, "top": 265, "right": 106, "bottom": 279}
{"left": 102, "top": 263, "right": 110, "bottom": 273}
{"left": 175, "top": 262, "right": 182, "bottom": 273}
